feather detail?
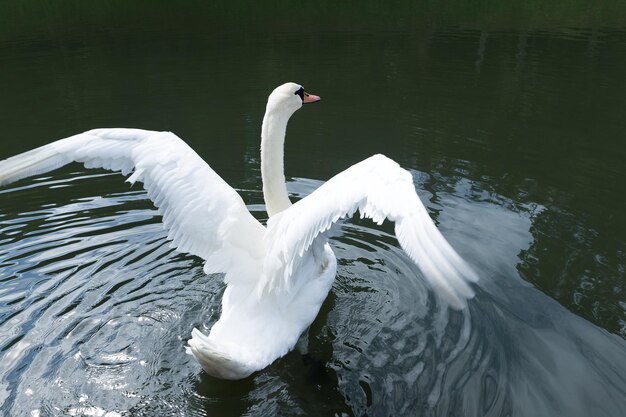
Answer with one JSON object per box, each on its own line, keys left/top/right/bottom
{"left": 260, "top": 154, "right": 477, "bottom": 309}
{"left": 0, "top": 128, "right": 266, "bottom": 285}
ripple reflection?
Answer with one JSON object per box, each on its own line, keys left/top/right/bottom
{"left": 0, "top": 171, "right": 624, "bottom": 416}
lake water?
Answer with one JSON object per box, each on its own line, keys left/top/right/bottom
{"left": 1, "top": 4, "right": 625, "bottom": 417}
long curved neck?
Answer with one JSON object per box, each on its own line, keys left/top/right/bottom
{"left": 261, "top": 108, "right": 292, "bottom": 217}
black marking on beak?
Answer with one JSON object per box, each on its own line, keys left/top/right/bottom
{"left": 295, "top": 87, "right": 304, "bottom": 102}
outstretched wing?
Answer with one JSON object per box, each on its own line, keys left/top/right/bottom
{"left": 0, "top": 128, "right": 265, "bottom": 282}
{"left": 261, "top": 154, "right": 478, "bottom": 309}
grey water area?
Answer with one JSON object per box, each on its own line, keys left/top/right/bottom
{"left": 0, "top": 9, "right": 625, "bottom": 417}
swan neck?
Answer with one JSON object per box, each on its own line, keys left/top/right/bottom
{"left": 261, "top": 109, "right": 292, "bottom": 217}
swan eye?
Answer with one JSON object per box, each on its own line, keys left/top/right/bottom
{"left": 294, "top": 87, "right": 304, "bottom": 101}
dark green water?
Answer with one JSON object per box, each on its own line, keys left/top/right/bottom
{"left": 1, "top": 3, "right": 625, "bottom": 416}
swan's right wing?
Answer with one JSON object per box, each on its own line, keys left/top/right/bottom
{"left": 261, "top": 154, "right": 478, "bottom": 309}
{"left": 0, "top": 128, "right": 265, "bottom": 282}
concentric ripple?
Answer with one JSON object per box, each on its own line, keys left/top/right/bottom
{"left": 0, "top": 170, "right": 625, "bottom": 416}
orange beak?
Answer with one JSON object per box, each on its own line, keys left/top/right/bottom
{"left": 303, "top": 91, "right": 321, "bottom": 104}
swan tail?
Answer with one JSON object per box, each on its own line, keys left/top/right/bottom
{"left": 0, "top": 143, "right": 72, "bottom": 187}
{"left": 186, "top": 328, "right": 256, "bottom": 380}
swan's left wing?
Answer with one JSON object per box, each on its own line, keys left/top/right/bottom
{"left": 261, "top": 154, "right": 478, "bottom": 309}
{"left": 0, "top": 128, "right": 265, "bottom": 283}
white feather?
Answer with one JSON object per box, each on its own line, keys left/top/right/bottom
{"left": 0, "top": 128, "right": 265, "bottom": 287}
{"left": 260, "top": 154, "right": 477, "bottom": 309}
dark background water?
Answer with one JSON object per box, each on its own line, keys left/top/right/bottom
{"left": 0, "top": 2, "right": 625, "bottom": 416}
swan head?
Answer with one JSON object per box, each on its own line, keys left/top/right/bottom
{"left": 266, "top": 82, "right": 320, "bottom": 117}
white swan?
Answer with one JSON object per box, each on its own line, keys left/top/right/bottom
{"left": 0, "top": 82, "right": 478, "bottom": 379}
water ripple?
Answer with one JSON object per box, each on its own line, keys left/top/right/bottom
{"left": 0, "top": 172, "right": 624, "bottom": 416}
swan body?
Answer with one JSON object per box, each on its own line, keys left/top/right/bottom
{"left": 0, "top": 82, "right": 478, "bottom": 380}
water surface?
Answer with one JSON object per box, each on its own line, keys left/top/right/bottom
{"left": 1, "top": 5, "right": 625, "bottom": 417}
